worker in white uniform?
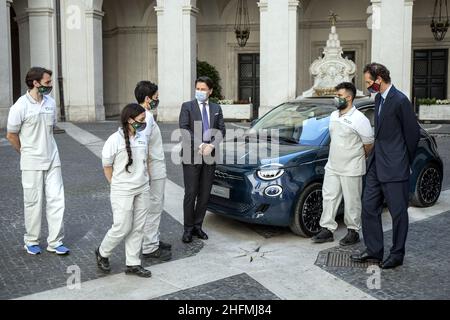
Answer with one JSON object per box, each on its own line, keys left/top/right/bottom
{"left": 6, "top": 67, "right": 69, "bottom": 255}
{"left": 95, "top": 103, "right": 152, "bottom": 277}
{"left": 312, "top": 82, "right": 374, "bottom": 245}
{"left": 134, "top": 81, "right": 171, "bottom": 261}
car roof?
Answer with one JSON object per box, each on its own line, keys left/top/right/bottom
{"left": 289, "top": 96, "right": 375, "bottom": 108}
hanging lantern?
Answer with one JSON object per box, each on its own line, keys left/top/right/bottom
{"left": 431, "top": 0, "right": 450, "bottom": 41}
{"left": 234, "top": 0, "right": 250, "bottom": 47}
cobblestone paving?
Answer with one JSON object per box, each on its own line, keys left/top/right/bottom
{"left": 316, "top": 211, "right": 450, "bottom": 300}
{"left": 155, "top": 273, "right": 280, "bottom": 300}
{"left": 0, "top": 132, "right": 203, "bottom": 300}
{"left": 76, "top": 122, "right": 292, "bottom": 240}
{"left": 2, "top": 121, "right": 450, "bottom": 300}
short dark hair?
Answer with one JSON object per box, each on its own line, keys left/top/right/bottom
{"left": 363, "top": 62, "right": 391, "bottom": 83}
{"left": 25, "top": 67, "right": 52, "bottom": 89}
{"left": 195, "top": 76, "right": 213, "bottom": 90}
{"left": 134, "top": 81, "right": 158, "bottom": 104}
{"left": 335, "top": 82, "right": 356, "bottom": 101}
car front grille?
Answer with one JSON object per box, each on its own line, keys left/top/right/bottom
{"left": 209, "top": 195, "right": 253, "bottom": 213}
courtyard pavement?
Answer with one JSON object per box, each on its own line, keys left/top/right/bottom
{"left": 0, "top": 120, "right": 449, "bottom": 300}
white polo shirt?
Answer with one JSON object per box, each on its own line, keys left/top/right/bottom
{"left": 102, "top": 128, "right": 150, "bottom": 196}
{"left": 325, "top": 106, "right": 374, "bottom": 176}
{"left": 7, "top": 92, "right": 61, "bottom": 171}
{"left": 144, "top": 110, "right": 166, "bottom": 180}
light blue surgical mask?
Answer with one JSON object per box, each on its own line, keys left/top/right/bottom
{"left": 195, "top": 90, "right": 208, "bottom": 103}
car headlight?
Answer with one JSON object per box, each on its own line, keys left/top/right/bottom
{"left": 264, "top": 185, "right": 283, "bottom": 197}
{"left": 257, "top": 163, "right": 285, "bottom": 180}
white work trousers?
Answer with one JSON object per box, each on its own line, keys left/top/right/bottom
{"left": 22, "top": 166, "right": 65, "bottom": 248}
{"left": 320, "top": 170, "right": 362, "bottom": 232}
{"left": 142, "top": 178, "right": 166, "bottom": 254}
{"left": 99, "top": 190, "right": 151, "bottom": 266}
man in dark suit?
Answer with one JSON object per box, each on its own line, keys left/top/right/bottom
{"left": 351, "top": 63, "right": 420, "bottom": 269}
{"left": 179, "top": 76, "right": 226, "bottom": 243}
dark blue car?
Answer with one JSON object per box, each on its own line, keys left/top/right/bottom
{"left": 207, "top": 97, "right": 443, "bottom": 237}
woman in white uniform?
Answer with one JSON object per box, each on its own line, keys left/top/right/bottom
{"left": 95, "top": 103, "right": 152, "bottom": 278}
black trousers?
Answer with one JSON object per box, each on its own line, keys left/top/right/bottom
{"left": 362, "top": 161, "right": 409, "bottom": 260}
{"left": 182, "top": 163, "right": 215, "bottom": 231}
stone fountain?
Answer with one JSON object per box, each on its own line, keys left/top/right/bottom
{"left": 302, "top": 12, "right": 363, "bottom": 98}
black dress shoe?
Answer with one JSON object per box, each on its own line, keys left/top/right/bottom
{"left": 95, "top": 247, "right": 111, "bottom": 272}
{"left": 125, "top": 265, "right": 152, "bottom": 278}
{"left": 311, "top": 228, "right": 334, "bottom": 243}
{"left": 381, "top": 256, "right": 403, "bottom": 269}
{"left": 182, "top": 231, "right": 193, "bottom": 243}
{"left": 193, "top": 228, "right": 208, "bottom": 240}
{"left": 339, "top": 229, "right": 360, "bottom": 246}
{"left": 159, "top": 241, "right": 172, "bottom": 250}
{"left": 350, "top": 250, "right": 382, "bottom": 264}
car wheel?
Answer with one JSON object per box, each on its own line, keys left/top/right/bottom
{"left": 411, "top": 162, "right": 442, "bottom": 207}
{"left": 289, "top": 182, "right": 323, "bottom": 237}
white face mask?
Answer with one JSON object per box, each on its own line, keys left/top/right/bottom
{"left": 195, "top": 90, "right": 208, "bottom": 102}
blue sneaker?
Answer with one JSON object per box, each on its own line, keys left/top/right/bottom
{"left": 47, "top": 245, "right": 70, "bottom": 255}
{"left": 24, "top": 245, "right": 42, "bottom": 255}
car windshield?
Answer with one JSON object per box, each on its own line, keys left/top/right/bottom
{"left": 250, "top": 101, "right": 335, "bottom": 146}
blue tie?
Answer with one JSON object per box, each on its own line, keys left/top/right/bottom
{"left": 378, "top": 97, "right": 385, "bottom": 118}
{"left": 202, "top": 102, "right": 210, "bottom": 142}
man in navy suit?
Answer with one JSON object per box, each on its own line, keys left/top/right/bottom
{"left": 351, "top": 63, "right": 420, "bottom": 269}
{"left": 179, "top": 76, "right": 226, "bottom": 243}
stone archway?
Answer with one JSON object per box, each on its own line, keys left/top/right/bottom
{"left": 9, "top": 6, "right": 20, "bottom": 101}
{"left": 102, "top": 0, "right": 158, "bottom": 117}
{"left": 196, "top": 0, "right": 260, "bottom": 105}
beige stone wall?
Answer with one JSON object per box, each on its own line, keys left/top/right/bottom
{"left": 2, "top": 0, "right": 447, "bottom": 127}
{"left": 197, "top": 0, "right": 260, "bottom": 101}
{"left": 99, "top": 0, "right": 450, "bottom": 118}
{"left": 196, "top": 0, "right": 371, "bottom": 101}
{"left": 102, "top": 0, "right": 158, "bottom": 117}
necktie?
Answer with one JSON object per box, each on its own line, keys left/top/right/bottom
{"left": 378, "top": 97, "right": 385, "bottom": 118}
{"left": 202, "top": 102, "right": 210, "bottom": 142}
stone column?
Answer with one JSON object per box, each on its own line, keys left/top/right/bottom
{"left": 156, "top": 0, "right": 198, "bottom": 122}
{"left": 258, "top": 0, "right": 299, "bottom": 116}
{"left": 370, "top": 0, "right": 413, "bottom": 97}
{"left": 26, "top": 0, "right": 59, "bottom": 111}
{"left": 0, "top": 0, "right": 13, "bottom": 128}
{"left": 26, "top": 0, "right": 56, "bottom": 70}
{"left": 61, "top": 0, "right": 105, "bottom": 122}
{"left": 16, "top": 12, "right": 31, "bottom": 94}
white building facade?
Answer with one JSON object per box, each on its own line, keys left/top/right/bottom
{"left": 0, "top": 0, "right": 447, "bottom": 127}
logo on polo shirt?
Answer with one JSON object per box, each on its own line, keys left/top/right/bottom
{"left": 343, "top": 118, "right": 352, "bottom": 125}
{"left": 41, "top": 106, "right": 53, "bottom": 114}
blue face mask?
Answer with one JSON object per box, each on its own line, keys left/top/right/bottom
{"left": 195, "top": 90, "right": 208, "bottom": 102}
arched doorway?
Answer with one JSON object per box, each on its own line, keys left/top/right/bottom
{"left": 10, "top": 7, "right": 20, "bottom": 102}
{"left": 197, "top": 0, "right": 261, "bottom": 117}
{"left": 102, "top": 0, "right": 158, "bottom": 117}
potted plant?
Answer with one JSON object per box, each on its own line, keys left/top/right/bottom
{"left": 217, "top": 99, "right": 253, "bottom": 121}
{"left": 197, "top": 60, "right": 223, "bottom": 101}
{"left": 418, "top": 97, "right": 450, "bottom": 121}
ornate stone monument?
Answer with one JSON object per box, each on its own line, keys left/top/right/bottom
{"left": 302, "top": 11, "right": 363, "bottom": 97}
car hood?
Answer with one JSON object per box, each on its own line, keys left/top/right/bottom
{"left": 219, "top": 141, "right": 320, "bottom": 170}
